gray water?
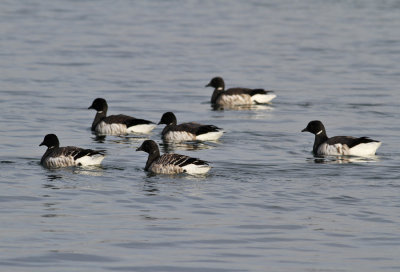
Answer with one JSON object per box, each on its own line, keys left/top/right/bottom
{"left": 1, "top": 0, "right": 400, "bottom": 271}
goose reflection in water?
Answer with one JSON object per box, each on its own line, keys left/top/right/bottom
{"left": 212, "top": 103, "right": 274, "bottom": 111}
{"left": 44, "top": 165, "right": 105, "bottom": 181}
{"left": 92, "top": 134, "right": 149, "bottom": 145}
{"left": 160, "top": 140, "right": 218, "bottom": 153}
{"left": 312, "top": 155, "right": 381, "bottom": 164}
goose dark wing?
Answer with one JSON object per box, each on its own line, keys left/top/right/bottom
{"left": 125, "top": 118, "right": 154, "bottom": 128}
{"left": 103, "top": 114, "right": 134, "bottom": 124}
{"left": 225, "top": 88, "right": 253, "bottom": 96}
{"left": 347, "top": 136, "right": 379, "bottom": 148}
{"left": 167, "top": 122, "right": 201, "bottom": 133}
{"left": 57, "top": 146, "right": 105, "bottom": 160}
{"left": 158, "top": 153, "right": 209, "bottom": 167}
{"left": 249, "top": 88, "right": 274, "bottom": 96}
{"left": 225, "top": 88, "right": 270, "bottom": 96}
{"left": 104, "top": 114, "right": 154, "bottom": 127}
{"left": 326, "top": 136, "right": 378, "bottom": 148}
{"left": 195, "top": 124, "right": 221, "bottom": 135}
{"left": 169, "top": 122, "right": 221, "bottom": 136}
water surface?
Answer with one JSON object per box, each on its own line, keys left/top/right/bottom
{"left": 1, "top": 1, "right": 400, "bottom": 271}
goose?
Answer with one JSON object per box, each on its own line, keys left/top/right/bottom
{"left": 39, "top": 134, "right": 105, "bottom": 168}
{"left": 158, "top": 112, "right": 224, "bottom": 142}
{"left": 205, "top": 76, "right": 276, "bottom": 108}
{"left": 136, "top": 140, "right": 211, "bottom": 175}
{"left": 88, "top": 98, "right": 156, "bottom": 135}
{"left": 301, "top": 120, "right": 382, "bottom": 156}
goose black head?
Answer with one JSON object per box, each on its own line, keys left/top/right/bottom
{"left": 205, "top": 77, "right": 225, "bottom": 90}
{"left": 136, "top": 140, "right": 159, "bottom": 154}
{"left": 302, "top": 120, "right": 326, "bottom": 135}
{"left": 88, "top": 98, "right": 108, "bottom": 112}
{"left": 39, "top": 134, "right": 60, "bottom": 149}
{"left": 158, "top": 112, "right": 177, "bottom": 126}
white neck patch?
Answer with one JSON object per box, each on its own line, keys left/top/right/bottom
{"left": 316, "top": 130, "right": 323, "bottom": 135}
{"left": 217, "top": 87, "right": 223, "bottom": 91}
{"left": 98, "top": 111, "right": 103, "bottom": 113}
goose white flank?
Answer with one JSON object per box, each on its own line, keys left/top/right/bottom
{"left": 205, "top": 76, "right": 276, "bottom": 108}
{"left": 39, "top": 134, "right": 105, "bottom": 168}
{"left": 136, "top": 140, "right": 211, "bottom": 175}
{"left": 158, "top": 112, "right": 224, "bottom": 142}
{"left": 88, "top": 98, "right": 156, "bottom": 135}
{"left": 301, "top": 120, "right": 382, "bottom": 156}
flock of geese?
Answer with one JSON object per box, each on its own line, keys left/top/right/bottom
{"left": 39, "top": 76, "right": 382, "bottom": 174}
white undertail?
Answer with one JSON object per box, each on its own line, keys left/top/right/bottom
{"left": 317, "top": 142, "right": 381, "bottom": 156}
{"left": 196, "top": 131, "right": 224, "bottom": 141}
{"left": 127, "top": 124, "right": 156, "bottom": 134}
{"left": 181, "top": 164, "right": 211, "bottom": 175}
{"left": 251, "top": 93, "right": 276, "bottom": 104}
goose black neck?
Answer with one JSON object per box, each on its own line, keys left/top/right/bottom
{"left": 145, "top": 148, "right": 160, "bottom": 171}
{"left": 161, "top": 125, "right": 172, "bottom": 138}
{"left": 313, "top": 131, "right": 328, "bottom": 154}
{"left": 211, "top": 88, "right": 224, "bottom": 104}
{"left": 168, "top": 114, "right": 177, "bottom": 126}
{"left": 41, "top": 148, "right": 54, "bottom": 165}
{"left": 91, "top": 110, "right": 107, "bottom": 131}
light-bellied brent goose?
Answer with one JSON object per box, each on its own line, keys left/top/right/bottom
{"left": 40, "top": 134, "right": 105, "bottom": 168}
{"left": 136, "top": 140, "right": 211, "bottom": 175}
{"left": 205, "top": 77, "right": 276, "bottom": 108}
{"left": 88, "top": 98, "right": 156, "bottom": 135}
{"left": 301, "top": 120, "right": 382, "bottom": 156}
{"left": 158, "top": 112, "right": 224, "bottom": 142}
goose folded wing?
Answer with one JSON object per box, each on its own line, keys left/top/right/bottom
{"left": 103, "top": 114, "right": 134, "bottom": 124}
{"left": 104, "top": 114, "right": 153, "bottom": 127}
{"left": 57, "top": 146, "right": 105, "bottom": 160}
{"left": 249, "top": 88, "right": 270, "bottom": 96}
{"left": 195, "top": 125, "right": 221, "bottom": 135}
{"left": 125, "top": 118, "right": 154, "bottom": 127}
{"left": 170, "top": 122, "right": 220, "bottom": 135}
{"left": 159, "top": 154, "right": 208, "bottom": 167}
{"left": 325, "top": 136, "right": 377, "bottom": 148}
{"left": 225, "top": 88, "right": 271, "bottom": 96}
{"left": 224, "top": 88, "right": 254, "bottom": 96}
{"left": 347, "top": 136, "right": 379, "bottom": 148}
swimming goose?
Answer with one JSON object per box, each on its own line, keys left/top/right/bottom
{"left": 158, "top": 112, "right": 224, "bottom": 142}
{"left": 39, "top": 134, "right": 105, "bottom": 168}
{"left": 136, "top": 140, "right": 211, "bottom": 174}
{"left": 301, "top": 120, "right": 382, "bottom": 156}
{"left": 88, "top": 98, "right": 156, "bottom": 135}
{"left": 205, "top": 77, "right": 276, "bottom": 107}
